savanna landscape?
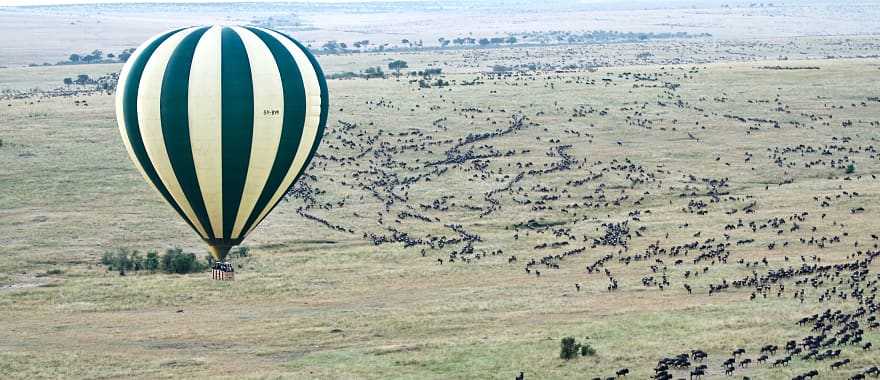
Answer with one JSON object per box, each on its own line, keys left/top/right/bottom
{"left": 1, "top": 1, "right": 880, "bottom": 379}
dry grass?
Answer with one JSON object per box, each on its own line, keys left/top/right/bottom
{"left": 1, "top": 51, "right": 880, "bottom": 379}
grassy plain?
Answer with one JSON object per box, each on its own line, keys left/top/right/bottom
{"left": 2, "top": 40, "right": 880, "bottom": 379}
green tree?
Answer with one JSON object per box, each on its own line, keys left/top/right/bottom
{"left": 580, "top": 343, "right": 596, "bottom": 356}
{"left": 364, "top": 66, "right": 384, "bottom": 77}
{"left": 114, "top": 249, "right": 132, "bottom": 271}
{"left": 130, "top": 251, "right": 144, "bottom": 271}
{"left": 321, "top": 40, "right": 340, "bottom": 52}
{"left": 144, "top": 250, "right": 159, "bottom": 272}
{"left": 560, "top": 337, "right": 579, "bottom": 360}
{"left": 388, "top": 59, "right": 408, "bottom": 72}
{"left": 161, "top": 248, "right": 206, "bottom": 274}
{"left": 75, "top": 74, "right": 91, "bottom": 85}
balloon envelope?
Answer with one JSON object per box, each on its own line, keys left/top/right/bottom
{"left": 115, "top": 25, "right": 328, "bottom": 260}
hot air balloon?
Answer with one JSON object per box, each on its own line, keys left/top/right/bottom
{"left": 115, "top": 25, "right": 328, "bottom": 265}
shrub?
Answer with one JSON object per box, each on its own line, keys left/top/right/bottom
{"left": 559, "top": 337, "right": 596, "bottom": 360}
{"left": 388, "top": 59, "right": 408, "bottom": 72}
{"left": 101, "top": 248, "right": 136, "bottom": 271}
{"left": 560, "top": 337, "right": 579, "bottom": 360}
{"left": 101, "top": 250, "right": 115, "bottom": 267}
{"left": 101, "top": 247, "right": 207, "bottom": 275}
{"left": 328, "top": 71, "right": 359, "bottom": 80}
{"left": 171, "top": 252, "right": 194, "bottom": 273}
{"left": 130, "top": 251, "right": 144, "bottom": 271}
{"left": 144, "top": 251, "right": 160, "bottom": 272}
{"left": 162, "top": 248, "right": 207, "bottom": 274}
{"left": 232, "top": 245, "right": 250, "bottom": 258}
{"left": 846, "top": 163, "right": 855, "bottom": 174}
{"left": 160, "top": 247, "right": 178, "bottom": 271}
{"left": 580, "top": 343, "right": 596, "bottom": 356}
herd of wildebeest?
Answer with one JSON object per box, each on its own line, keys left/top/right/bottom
{"left": 283, "top": 60, "right": 880, "bottom": 377}
{"left": 3, "top": 34, "right": 880, "bottom": 379}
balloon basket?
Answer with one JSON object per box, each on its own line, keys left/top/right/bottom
{"left": 211, "top": 262, "right": 235, "bottom": 281}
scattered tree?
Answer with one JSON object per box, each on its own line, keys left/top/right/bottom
{"left": 560, "top": 337, "right": 579, "bottom": 360}
{"left": 388, "top": 59, "right": 408, "bottom": 72}
{"left": 144, "top": 250, "right": 160, "bottom": 272}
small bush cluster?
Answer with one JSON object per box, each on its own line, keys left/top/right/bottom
{"left": 101, "top": 247, "right": 207, "bottom": 275}
{"left": 232, "top": 245, "right": 250, "bottom": 258}
{"left": 560, "top": 336, "right": 596, "bottom": 360}
{"left": 327, "top": 66, "right": 385, "bottom": 80}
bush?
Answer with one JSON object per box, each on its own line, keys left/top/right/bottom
{"left": 161, "top": 247, "right": 206, "bottom": 274}
{"left": 388, "top": 59, "right": 408, "bottom": 72}
{"left": 580, "top": 343, "right": 596, "bottom": 356}
{"left": 846, "top": 163, "right": 855, "bottom": 174}
{"left": 232, "top": 245, "right": 250, "bottom": 258}
{"left": 101, "top": 247, "right": 207, "bottom": 275}
{"left": 144, "top": 251, "right": 160, "bottom": 272}
{"left": 101, "top": 250, "right": 115, "bottom": 267}
{"left": 328, "top": 71, "right": 359, "bottom": 80}
{"left": 560, "top": 337, "right": 579, "bottom": 360}
{"left": 130, "top": 251, "right": 144, "bottom": 271}
{"left": 559, "top": 337, "right": 596, "bottom": 360}
{"left": 101, "top": 248, "right": 136, "bottom": 272}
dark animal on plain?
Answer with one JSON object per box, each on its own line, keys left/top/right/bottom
{"left": 830, "top": 358, "right": 850, "bottom": 369}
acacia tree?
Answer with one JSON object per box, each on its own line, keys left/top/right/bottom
{"left": 388, "top": 59, "right": 408, "bottom": 72}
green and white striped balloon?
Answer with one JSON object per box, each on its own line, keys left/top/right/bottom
{"left": 115, "top": 25, "right": 328, "bottom": 260}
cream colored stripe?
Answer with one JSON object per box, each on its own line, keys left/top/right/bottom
{"left": 188, "top": 26, "right": 224, "bottom": 238}
{"left": 137, "top": 26, "right": 210, "bottom": 238}
{"left": 230, "top": 26, "right": 286, "bottom": 238}
{"left": 243, "top": 28, "right": 322, "bottom": 238}
{"left": 116, "top": 29, "right": 176, "bottom": 189}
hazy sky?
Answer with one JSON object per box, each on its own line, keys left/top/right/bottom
{"left": 0, "top": 0, "right": 384, "bottom": 6}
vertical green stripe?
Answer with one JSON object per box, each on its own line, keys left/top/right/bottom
{"left": 242, "top": 29, "right": 328, "bottom": 233}
{"left": 237, "top": 27, "right": 307, "bottom": 236}
{"left": 220, "top": 27, "right": 255, "bottom": 239}
{"left": 283, "top": 32, "right": 329, "bottom": 164}
{"left": 159, "top": 26, "right": 214, "bottom": 239}
{"left": 120, "top": 28, "right": 203, "bottom": 235}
